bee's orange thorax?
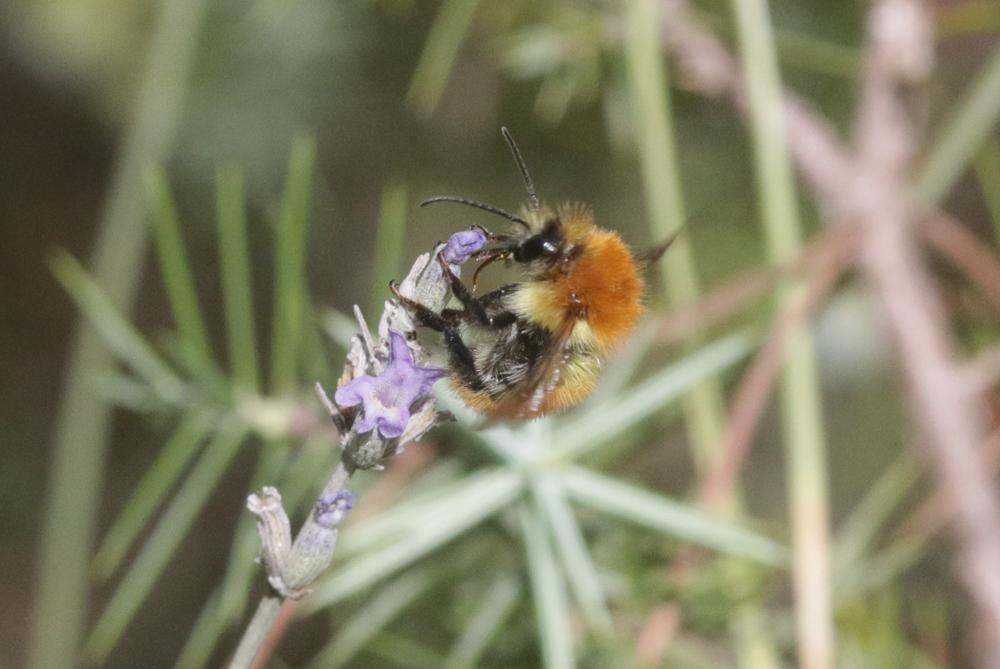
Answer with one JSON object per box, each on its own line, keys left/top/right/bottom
{"left": 511, "top": 227, "right": 645, "bottom": 353}
{"left": 563, "top": 229, "right": 644, "bottom": 351}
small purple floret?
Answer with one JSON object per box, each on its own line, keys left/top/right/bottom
{"left": 334, "top": 330, "right": 447, "bottom": 439}
{"left": 314, "top": 490, "right": 355, "bottom": 528}
{"left": 441, "top": 227, "right": 488, "bottom": 264}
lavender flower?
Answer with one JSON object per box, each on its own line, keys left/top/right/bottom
{"left": 440, "top": 227, "right": 489, "bottom": 264}
{"left": 334, "top": 330, "right": 447, "bottom": 439}
{"left": 313, "top": 491, "right": 355, "bottom": 529}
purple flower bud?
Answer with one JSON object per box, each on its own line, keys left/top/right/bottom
{"left": 441, "top": 227, "right": 489, "bottom": 264}
{"left": 334, "top": 330, "right": 447, "bottom": 439}
{"left": 314, "top": 490, "right": 355, "bottom": 528}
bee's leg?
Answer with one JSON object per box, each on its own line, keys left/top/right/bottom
{"left": 436, "top": 255, "right": 517, "bottom": 329}
{"left": 476, "top": 284, "right": 518, "bottom": 311}
{"left": 389, "top": 281, "right": 479, "bottom": 381}
{"left": 389, "top": 281, "right": 457, "bottom": 331}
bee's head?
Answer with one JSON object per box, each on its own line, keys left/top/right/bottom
{"left": 510, "top": 204, "right": 592, "bottom": 270}
{"left": 421, "top": 127, "right": 590, "bottom": 282}
{"left": 512, "top": 213, "right": 562, "bottom": 262}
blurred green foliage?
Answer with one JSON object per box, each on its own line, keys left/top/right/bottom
{"left": 5, "top": 0, "right": 1000, "bottom": 667}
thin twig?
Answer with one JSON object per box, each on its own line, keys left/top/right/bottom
{"left": 895, "top": 432, "right": 1000, "bottom": 543}
{"left": 230, "top": 461, "right": 353, "bottom": 668}
{"left": 657, "top": 0, "right": 1000, "bottom": 663}
{"left": 248, "top": 600, "right": 298, "bottom": 669}
{"left": 654, "top": 223, "right": 859, "bottom": 346}
{"left": 245, "top": 443, "right": 437, "bottom": 668}
{"left": 697, "top": 234, "right": 857, "bottom": 512}
{"left": 851, "top": 3, "right": 1000, "bottom": 663}
{"left": 634, "top": 604, "right": 680, "bottom": 668}
{"left": 922, "top": 213, "right": 1000, "bottom": 313}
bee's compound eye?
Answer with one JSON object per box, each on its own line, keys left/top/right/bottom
{"left": 515, "top": 218, "right": 563, "bottom": 262}
{"left": 515, "top": 234, "right": 558, "bottom": 262}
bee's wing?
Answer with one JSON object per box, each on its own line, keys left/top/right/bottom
{"left": 496, "top": 315, "right": 578, "bottom": 419}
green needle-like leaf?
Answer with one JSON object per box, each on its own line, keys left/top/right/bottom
{"left": 625, "top": 0, "right": 727, "bottom": 471}
{"left": 305, "top": 468, "right": 523, "bottom": 612}
{"left": 370, "top": 181, "right": 409, "bottom": 317}
{"left": 271, "top": 134, "right": 316, "bottom": 395}
{"left": 730, "top": 0, "right": 833, "bottom": 663}
{"left": 308, "top": 565, "right": 440, "bottom": 669}
{"left": 973, "top": 136, "right": 1000, "bottom": 245}
{"left": 30, "top": 2, "right": 209, "bottom": 664}
{"left": 216, "top": 165, "right": 260, "bottom": 393}
{"left": 406, "top": 0, "right": 482, "bottom": 116}
{"left": 173, "top": 439, "right": 310, "bottom": 669}
{"left": 49, "top": 250, "right": 185, "bottom": 403}
{"left": 562, "top": 466, "right": 787, "bottom": 566}
{"left": 84, "top": 426, "right": 247, "bottom": 664}
{"left": 92, "top": 412, "right": 216, "bottom": 581}
{"left": 91, "top": 370, "right": 166, "bottom": 412}
{"left": 370, "top": 632, "right": 450, "bottom": 669}
{"left": 832, "top": 456, "right": 922, "bottom": 585}
{"left": 913, "top": 41, "right": 1000, "bottom": 207}
{"left": 552, "top": 331, "right": 754, "bottom": 461}
{"left": 336, "top": 468, "right": 506, "bottom": 559}
{"left": 173, "top": 589, "right": 224, "bottom": 669}
{"left": 444, "top": 573, "right": 522, "bottom": 669}
{"left": 835, "top": 537, "right": 926, "bottom": 602}
{"left": 532, "top": 474, "right": 613, "bottom": 636}
{"left": 146, "top": 167, "right": 213, "bottom": 364}
{"left": 519, "top": 503, "right": 575, "bottom": 669}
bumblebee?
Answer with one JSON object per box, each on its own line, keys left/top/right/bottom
{"left": 392, "top": 128, "right": 670, "bottom": 419}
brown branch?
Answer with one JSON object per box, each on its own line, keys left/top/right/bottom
{"left": 697, "top": 233, "right": 857, "bottom": 512}
{"left": 634, "top": 604, "right": 681, "bottom": 668}
{"left": 851, "top": 4, "right": 1000, "bottom": 664}
{"left": 248, "top": 600, "right": 298, "bottom": 669}
{"left": 923, "top": 213, "right": 1000, "bottom": 314}
{"left": 896, "top": 431, "right": 1000, "bottom": 544}
{"left": 658, "top": 0, "right": 1000, "bottom": 664}
{"left": 654, "top": 223, "right": 860, "bottom": 346}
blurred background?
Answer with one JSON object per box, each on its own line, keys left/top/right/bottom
{"left": 3, "top": 0, "right": 1000, "bottom": 667}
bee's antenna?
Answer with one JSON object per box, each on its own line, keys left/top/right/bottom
{"left": 637, "top": 224, "right": 687, "bottom": 268}
{"left": 501, "top": 127, "right": 540, "bottom": 210}
{"left": 421, "top": 196, "right": 530, "bottom": 230}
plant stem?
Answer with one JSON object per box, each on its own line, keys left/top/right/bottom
{"left": 229, "top": 597, "right": 282, "bottom": 669}
{"left": 624, "top": 0, "right": 727, "bottom": 476}
{"left": 912, "top": 40, "right": 1000, "bottom": 207}
{"left": 729, "top": 0, "right": 833, "bottom": 667}
{"left": 229, "top": 461, "right": 352, "bottom": 668}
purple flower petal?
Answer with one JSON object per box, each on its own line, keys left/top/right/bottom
{"left": 374, "top": 406, "right": 408, "bottom": 438}
{"left": 314, "top": 491, "right": 355, "bottom": 528}
{"left": 441, "top": 228, "right": 488, "bottom": 264}
{"left": 335, "top": 329, "right": 447, "bottom": 440}
{"left": 334, "top": 375, "right": 376, "bottom": 407}
{"left": 411, "top": 366, "right": 448, "bottom": 394}
{"left": 353, "top": 410, "right": 378, "bottom": 435}
{"left": 387, "top": 329, "right": 414, "bottom": 368}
